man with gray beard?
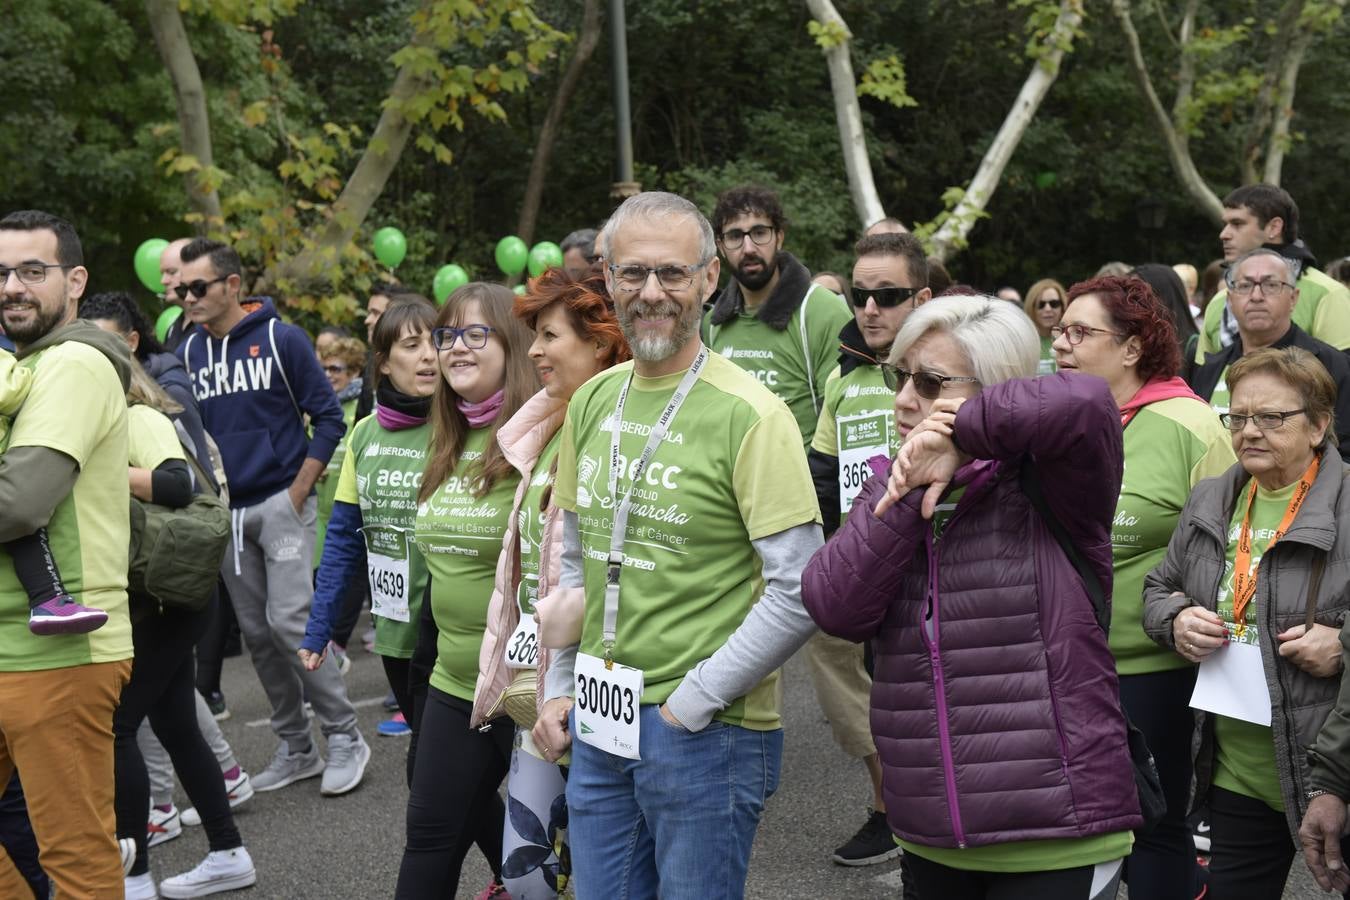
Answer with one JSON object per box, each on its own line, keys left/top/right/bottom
{"left": 532, "top": 191, "right": 823, "bottom": 898}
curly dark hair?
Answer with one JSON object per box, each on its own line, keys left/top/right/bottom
{"left": 711, "top": 186, "right": 786, "bottom": 237}
{"left": 78, "top": 291, "right": 163, "bottom": 361}
{"left": 1065, "top": 275, "right": 1181, "bottom": 383}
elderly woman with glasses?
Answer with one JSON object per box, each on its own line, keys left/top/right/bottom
{"left": 803, "top": 295, "right": 1141, "bottom": 900}
{"left": 1144, "top": 346, "right": 1350, "bottom": 900}
{"left": 1052, "top": 275, "right": 1234, "bottom": 898}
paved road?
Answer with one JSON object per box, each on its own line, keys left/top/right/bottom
{"left": 145, "top": 631, "right": 1331, "bottom": 899}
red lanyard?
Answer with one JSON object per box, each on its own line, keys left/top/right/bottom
{"left": 1231, "top": 457, "right": 1319, "bottom": 629}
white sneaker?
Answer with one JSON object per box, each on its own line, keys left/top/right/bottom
{"left": 147, "top": 804, "right": 181, "bottom": 847}
{"left": 120, "top": 837, "right": 138, "bottom": 876}
{"left": 251, "top": 742, "right": 323, "bottom": 792}
{"left": 320, "top": 732, "right": 371, "bottom": 796}
{"left": 182, "top": 771, "right": 254, "bottom": 826}
{"left": 159, "top": 847, "right": 257, "bottom": 898}
{"left": 125, "top": 872, "right": 159, "bottom": 899}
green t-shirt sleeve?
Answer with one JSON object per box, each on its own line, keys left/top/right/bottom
{"left": 333, "top": 432, "right": 359, "bottom": 504}
{"left": 810, "top": 367, "right": 843, "bottom": 455}
{"left": 127, "top": 405, "right": 185, "bottom": 471}
{"left": 1309, "top": 280, "right": 1350, "bottom": 351}
{"left": 1190, "top": 423, "right": 1238, "bottom": 487}
{"left": 0, "top": 350, "right": 31, "bottom": 417}
{"left": 1197, "top": 291, "right": 1226, "bottom": 362}
{"left": 732, "top": 406, "right": 821, "bottom": 540}
{"left": 553, "top": 407, "right": 579, "bottom": 513}
{"left": 807, "top": 288, "right": 851, "bottom": 403}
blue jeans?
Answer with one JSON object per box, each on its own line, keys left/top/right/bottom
{"left": 567, "top": 705, "right": 782, "bottom": 900}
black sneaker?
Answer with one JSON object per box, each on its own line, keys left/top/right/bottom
{"left": 205, "top": 691, "right": 230, "bottom": 721}
{"left": 832, "top": 809, "right": 902, "bottom": 866}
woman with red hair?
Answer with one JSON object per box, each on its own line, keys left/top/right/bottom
{"left": 471, "top": 267, "right": 629, "bottom": 899}
{"left": 1053, "top": 275, "right": 1234, "bottom": 898}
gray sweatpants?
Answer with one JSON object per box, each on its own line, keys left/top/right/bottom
{"left": 140, "top": 691, "right": 237, "bottom": 807}
{"left": 220, "top": 489, "right": 358, "bottom": 751}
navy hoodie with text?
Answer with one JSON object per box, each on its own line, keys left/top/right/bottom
{"left": 177, "top": 297, "right": 344, "bottom": 509}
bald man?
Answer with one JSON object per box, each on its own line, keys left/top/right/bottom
{"left": 158, "top": 237, "right": 192, "bottom": 351}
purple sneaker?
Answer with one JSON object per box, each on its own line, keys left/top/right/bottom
{"left": 29, "top": 596, "right": 108, "bottom": 635}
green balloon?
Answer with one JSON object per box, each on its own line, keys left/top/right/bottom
{"left": 155, "top": 305, "right": 183, "bottom": 343}
{"left": 495, "top": 236, "right": 528, "bottom": 276}
{"left": 372, "top": 227, "right": 408, "bottom": 268}
{"left": 513, "top": 284, "right": 527, "bottom": 295}
{"left": 433, "top": 264, "right": 469, "bottom": 304}
{"left": 134, "top": 238, "right": 170, "bottom": 293}
{"left": 527, "top": 241, "right": 564, "bottom": 277}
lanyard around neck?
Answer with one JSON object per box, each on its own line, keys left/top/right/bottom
{"left": 1231, "top": 456, "right": 1319, "bottom": 631}
{"left": 601, "top": 346, "right": 709, "bottom": 663}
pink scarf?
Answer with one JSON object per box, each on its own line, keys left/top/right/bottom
{"left": 457, "top": 389, "right": 505, "bottom": 427}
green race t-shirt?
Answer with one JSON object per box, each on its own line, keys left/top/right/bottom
{"left": 554, "top": 352, "right": 820, "bottom": 729}
{"left": 0, "top": 342, "right": 131, "bottom": 671}
{"left": 517, "top": 432, "right": 561, "bottom": 618}
{"left": 335, "top": 414, "right": 432, "bottom": 659}
{"left": 1037, "top": 336, "right": 1056, "bottom": 375}
{"left": 704, "top": 284, "right": 852, "bottom": 449}
{"left": 1110, "top": 397, "right": 1235, "bottom": 675}
{"left": 415, "top": 426, "right": 518, "bottom": 700}
{"left": 1209, "top": 368, "right": 1232, "bottom": 417}
{"left": 1212, "top": 479, "right": 1293, "bottom": 811}
{"left": 315, "top": 396, "right": 358, "bottom": 565}
{"left": 127, "top": 404, "right": 186, "bottom": 471}
{"left": 811, "top": 365, "right": 899, "bottom": 522}
{"left": 899, "top": 831, "right": 1133, "bottom": 873}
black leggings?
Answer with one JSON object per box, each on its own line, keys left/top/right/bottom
{"left": 194, "top": 580, "right": 236, "bottom": 697}
{"left": 1118, "top": 666, "right": 1203, "bottom": 899}
{"left": 1208, "top": 785, "right": 1350, "bottom": 900}
{"left": 394, "top": 687, "right": 512, "bottom": 898}
{"left": 381, "top": 654, "right": 416, "bottom": 788}
{"left": 905, "top": 853, "right": 1123, "bottom": 900}
{"left": 115, "top": 604, "right": 242, "bottom": 876}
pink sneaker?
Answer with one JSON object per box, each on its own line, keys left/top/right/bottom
{"left": 29, "top": 596, "right": 108, "bottom": 635}
{"left": 473, "top": 881, "right": 511, "bottom": 900}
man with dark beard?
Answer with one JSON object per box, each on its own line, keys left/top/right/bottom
{"left": 0, "top": 210, "right": 134, "bottom": 895}
{"left": 532, "top": 191, "right": 824, "bottom": 898}
{"left": 703, "top": 186, "right": 851, "bottom": 448}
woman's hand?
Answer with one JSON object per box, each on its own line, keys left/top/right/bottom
{"left": 533, "top": 697, "right": 574, "bottom": 764}
{"left": 1172, "top": 603, "right": 1227, "bottom": 663}
{"left": 874, "top": 430, "right": 966, "bottom": 519}
{"left": 1277, "top": 623, "right": 1344, "bottom": 678}
{"left": 904, "top": 398, "right": 966, "bottom": 442}
{"left": 297, "top": 647, "right": 326, "bottom": 671}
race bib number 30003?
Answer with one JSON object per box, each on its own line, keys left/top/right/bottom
{"left": 574, "top": 652, "right": 643, "bottom": 760}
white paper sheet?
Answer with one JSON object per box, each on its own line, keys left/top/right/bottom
{"left": 1189, "top": 640, "right": 1272, "bottom": 726}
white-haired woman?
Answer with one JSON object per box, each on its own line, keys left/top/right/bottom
{"left": 803, "top": 297, "right": 1141, "bottom": 899}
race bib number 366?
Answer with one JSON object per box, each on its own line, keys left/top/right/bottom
{"left": 837, "top": 411, "right": 892, "bottom": 512}
{"left": 574, "top": 652, "right": 643, "bottom": 760}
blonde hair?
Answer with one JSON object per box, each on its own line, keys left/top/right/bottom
{"left": 889, "top": 295, "right": 1039, "bottom": 386}
{"left": 1023, "top": 278, "right": 1067, "bottom": 335}
{"left": 321, "top": 335, "right": 367, "bottom": 372}
{"left": 127, "top": 357, "right": 183, "bottom": 416}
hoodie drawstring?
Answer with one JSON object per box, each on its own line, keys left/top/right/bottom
{"left": 231, "top": 507, "right": 245, "bottom": 576}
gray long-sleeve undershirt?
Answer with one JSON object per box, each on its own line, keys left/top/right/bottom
{"left": 0, "top": 446, "right": 79, "bottom": 543}
{"left": 543, "top": 509, "right": 823, "bottom": 732}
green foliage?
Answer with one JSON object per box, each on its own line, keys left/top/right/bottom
{"left": 858, "top": 55, "right": 918, "bottom": 109}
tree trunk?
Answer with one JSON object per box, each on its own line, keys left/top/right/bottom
{"left": 1263, "top": 0, "right": 1345, "bottom": 184}
{"left": 1171, "top": 0, "right": 1200, "bottom": 156}
{"left": 1110, "top": 0, "right": 1224, "bottom": 223}
{"left": 805, "top": 0, "right": 886, "bottom": 230}
{"left": 927, "top": 0, "right": 1084, "bottom": 262}
{"left": 145, "top": 0, "right": 223, "bottom": 228}
{"left": 263, "top": 24, "right": 436, "bottom": 289}
{"left": 516, "top": 0, "right": 603, "bottom": 246}
{"left": 1241, "top": 0, "right": 1306, "bottom": 184}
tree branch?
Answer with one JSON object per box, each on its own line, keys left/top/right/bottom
{"left": 805, "top": 0, "right": 886, "bottom": 230}
{"left": 145, "top": 0, "right": 222, "bottom": 228}
{"left": 1171, "top": 0, "right": 1199, "bottom": 154}
{"left": 1241, "top": 0, "right": 1306, "bottom": 184}
{"left": 1110, "top": 0, "right": 1223, "bottom": 223}
{"left": 927, "top": 0, "right": 1083, "bottom": 262}
{"left": 1263, "top": 0, "right": 1345, "bottom": 184}
{"left": 516, "top": 0, "right": 603, "bottom": 246}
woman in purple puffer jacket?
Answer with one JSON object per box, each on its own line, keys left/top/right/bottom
{"left": 802, "top": 296, "right": 1141, "bottom": 900}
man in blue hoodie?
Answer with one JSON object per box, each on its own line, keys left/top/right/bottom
{"left": 175, "top": 238, "right": 370, "bottom": 797}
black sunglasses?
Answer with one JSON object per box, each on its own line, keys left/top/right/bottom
{"left": 173, "top": 276, "right": 230, "bottom": 300}
{"left": 879, "top": 364, "right": 980, "bottom": 399}
{"left": 852, "top": 286, "right": 921, "bottom": 309}
{"left": 1036, "top": 299, "right": 1063, "bottom": 310}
